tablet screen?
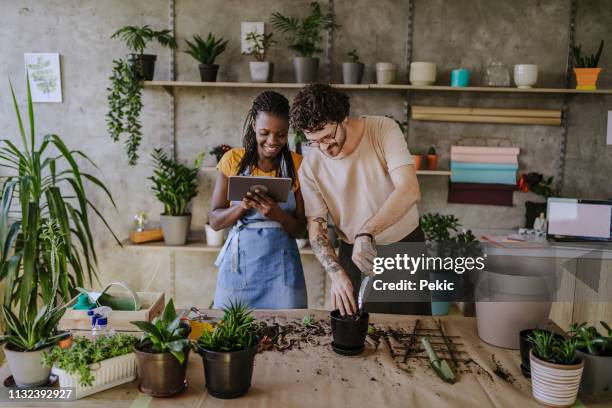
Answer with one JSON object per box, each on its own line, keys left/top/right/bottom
{"left": 227, "top": 176, "right": 292, "bottom": 203}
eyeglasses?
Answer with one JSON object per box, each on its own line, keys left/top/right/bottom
{"left": 304, "top": 123, "right": 339, "bottom": 148}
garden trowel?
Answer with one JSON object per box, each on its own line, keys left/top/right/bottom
{"left": 421, "top": 337, "right": 456, "bottom": 383}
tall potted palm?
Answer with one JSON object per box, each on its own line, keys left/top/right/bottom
{"left": 185, "top": 33, "right": 229, "bottom": 82}
{"left": 149, "top": 148, "right": 203, "bottom": 245}
{"left": 271, "top": 2, "right": 339, "bottom": 83}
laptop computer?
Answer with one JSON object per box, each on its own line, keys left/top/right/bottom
{"left": 546, "top": 198, "right": 612, "bottom": 243}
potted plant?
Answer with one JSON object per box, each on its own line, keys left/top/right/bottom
{"left": 518, "top": 172, "right": 557, "bottom": 228}
{"left": 150, "top": 148, "right": 203, "bottom": 246}
{"left": 111, "top": 25, "right": 177, "bottom": 81}
{"left": 196, "top": 301, "right": 259, "bottom": 399}
{"left": 330, "top": 310, "right": 369, "bottom": 355}
{"left": 131, "top": 299, "right": 191, "bottom": 397}
{"left": 573, "top": 40, "right": 604, "bottom": 90}
{"left": 185, "top": 33, "right": 229, "bottom": 82}
{"left": 528, "top": 329, "right": 584, "bottom": 407}
{"left": 43, "top": 334, "right": 139, "bottom": 399}
{"left": 568, "top": 321, "right": 612, "bottom": 396}
{"left": 412, "top": 150, "right": 423, "bottom": 170}
{"left": 342, "top": 49, "right": 364, "bottom": 84}
{"left": 271, "top": 2, "right": 339, "bottom": 83}
{"left": 426, "top": 146, "right": 438, "bottom": 170}
{"left": 245, "top": 31, "right": 276, "bottom": 83}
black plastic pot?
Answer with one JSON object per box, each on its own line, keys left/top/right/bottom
{"left": 199, "top": 64, "right": 219, "bottom": 82}
{"left": 134, "top": 342, "right": 190, "bottom": 397}
{"left": 330, "top": 310, "right": 369, "bottom": 354}
{"left": 128, "top": 54, "right": 157, "bottom": 81}
{"left": 197, "top": 341, "right": 258, "bottom": 399}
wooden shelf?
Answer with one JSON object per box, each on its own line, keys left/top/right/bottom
{"left": 145, "top": 81, "right": 612, "bottom": 95}
{"left": 200, "top": 166, "right": 451, "bottom": 176}
{"left": 122, "top": 238, "right": 315, "bottom": 255}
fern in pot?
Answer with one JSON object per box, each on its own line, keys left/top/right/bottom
{"left": 245, "top": 30, "right": 276, "bottom": 83}
{"left": 131, "top": 299, "right": 191, "bottom": 397}
{"left": 196, "top": 301, "right": 258, "bottom": 399}
{"left": 271, "top": 1, "right": 339, "bottom": 83}
{"left": 150, "top": 148, "right": 203, "bottom": 245}
{"left": 185, "top": 33, "right": 229, "bottom": 82}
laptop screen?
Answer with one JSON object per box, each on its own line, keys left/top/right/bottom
{"left": 547, "top": 198, "right": 612, "bottom": 241}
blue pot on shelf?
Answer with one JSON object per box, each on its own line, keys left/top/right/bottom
{"left": 431, "top": 300, "right": 450, "bottom": 316}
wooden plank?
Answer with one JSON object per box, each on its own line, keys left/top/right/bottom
{"left": 411, "top": 113, "right": 562, "bottom": 126}
{"left": 411, "top": 105, "right": 561, "bottom": 118}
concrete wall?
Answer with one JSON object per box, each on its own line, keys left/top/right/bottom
{"left": 0, "top": 0, "right": 610, "bottom": 310}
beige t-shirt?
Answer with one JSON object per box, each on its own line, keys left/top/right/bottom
{"left": 299, "top": 116, "right": 420, "bottom": 245}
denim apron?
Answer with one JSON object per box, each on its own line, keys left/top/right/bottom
{"left": 213, "top": 158, "right": 307, "bottom": 309}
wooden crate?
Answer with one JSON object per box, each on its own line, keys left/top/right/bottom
{"left": 59, "top": 292, "right": 164, "bottom": 332}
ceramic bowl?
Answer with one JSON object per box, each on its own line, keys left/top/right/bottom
{"left": 513, "top": 64, "right": 538, "bottom": 88}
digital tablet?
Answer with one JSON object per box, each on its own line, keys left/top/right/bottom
{"left": 227, "top": 176, "right": 292, "bottom": 203}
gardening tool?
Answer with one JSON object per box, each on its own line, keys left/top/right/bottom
{"left": 422, "top": 337, "right": 456, "bottom": 383}
{"left": 357, "top": 275, "right": 373, "bottom": 312}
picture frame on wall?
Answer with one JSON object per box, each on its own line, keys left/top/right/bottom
{"left": 24, "top": 53, "right": 62, "bottom": 103}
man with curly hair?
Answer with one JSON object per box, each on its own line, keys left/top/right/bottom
{"left": 291, "top": 84, "right": 425, "bottom": 316}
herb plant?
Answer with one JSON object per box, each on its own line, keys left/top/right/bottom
{"left": 569, "top": 321, "right": 612, "bottom": 356}
{"left": 198, "top": 301, "right": 256, "bottom": 352}
{"left": 185, "top": 34, "right": 229, "bottom": 65}
{"left": 348, "top": 49, "right": 360, "bottom": 63}
{"left": 573, "top": 40, "right": 604, "bottom": 68}
{"left": 42, "top": 334, "right": 138, "bottom": 387}
{"left": 150, "top": 148, "right": 203, "bottom": 216}
{"left": 528, "top": 329, "right": 579, "bottom": 365}
{"left": 270, "top": 2, "right": 340, "bottom": 57}
{"left": 131, "top": 299, "right": 190, "bottom": 364}
{"left": 111, "top": 25, "right": 177, "bottom": 55}
{"left": 246, "top": 31, "right": 276, "bottom": 62}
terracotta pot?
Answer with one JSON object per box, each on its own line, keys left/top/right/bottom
{"left": 530, "top": 350, "right": 584, "bottom": 407}
{"left": 412, "top": 155, "right": 423, "bottom": 170}
{"left": 573, "top": 68, "right": 601, "bottom": 90}
{"left": 58, "top": 334, "right": 73, "bottom": 349}
{"left": 426, "top": 154, "right": 438, "bottom": 170}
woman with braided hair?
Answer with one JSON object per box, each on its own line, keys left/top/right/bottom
{"left": 209, "top": 91, "right": 307, "bottom": 309}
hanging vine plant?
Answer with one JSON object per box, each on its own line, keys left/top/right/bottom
{"left": 106, "top": 59, "right": 143, "bottom": 166}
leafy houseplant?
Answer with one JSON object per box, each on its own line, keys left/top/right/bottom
{"left": 427, "top": 146, "right": 438, "bottom": 170}
{"left": 196, "top": 301, "right": 259, "bottom": 399}
{"left": 111, "top": 25, "right": 177, "bottom": 80}
{"left": 131, "top": 299, "right": 191, "bottom": 397}
{"left": 150, "top": 148, "right": 203, "bottom": 245}
{"left": 0, "top": 81, "right": 119, "bottom": 321}
{"left": 573, "top": 40, "right": 604, "bottom": 90}
{"left": 271, "top": 1, "right": 340, "bottom": 83}
{"left": 569, "top": 321, "right": 612, "bottom": 396}
{"left": 185, "top": 33, "right": 229, "bottom": 82}
{"left": 342, "top": 48, "right": 365, "bottom": 84}
{"left": 246, "top": 31, "right": 276, "bottom": 83}
{"left": 528, "top": 329, "right": 585, "bottom": 407}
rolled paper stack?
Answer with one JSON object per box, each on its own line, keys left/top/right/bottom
{"left": 448, "top": 146, "right": 519, "bottom": 206}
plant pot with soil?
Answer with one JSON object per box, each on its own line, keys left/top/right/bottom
{"left": 271, "top": 2, "right": 339, "bottom": 83}
{"left": 426, "top": 146, "right": 438, "bottom": 170}
{"left": 150, "top": 148, "right": 203, "bottom": 246}
{"left": 330, "top": 310, "right": 369, "bottom": 355}
{"left": 519, "top": 329, "right": 565, "bottom": 378}
{"left": 568, "top": 321, "right": 612, "bottom": 397}
{"left": 196, "top": 301, "right": 259, "bottom": 399}
{"left": 342, "top": 49, "right": 365, "bottom": 84}
{"left": 246, "top": 30, "right": 275, "bottom": 83}
{"left": 131, "top": 299, "right": 191, "bottom": 397}
{"left": 572, "top": 40, "right": 604, "bottom": 90}
{"left": 111, "top": 25, "right": 177, "bottom": 81}
{"left": 528, "top": 329, "right": 584, "bottom": 407}
{"left": 185, "top": 33, "right": 229, "bottom": 82}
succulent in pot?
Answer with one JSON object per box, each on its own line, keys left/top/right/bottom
{"left": 149, "top": 148, "right": 203, "bottom": 246}
{"left": 572, "top": 40, "right": 604, "bottom": 90}
{"left": 568, "top": 321, "right": 612, "bottom": 396}
{"left": 246, "top": 30, "right": 276, "bottom": 83}
{"left": 528, "top": 329, "right": 584, "bottom": 407}
{"left": 196, "top": 301, "right": 259, "bottom": 399}
{"left": 271, "top": 1, "right": 340, "bottom": 83}
{"left": 131, "top": 299, "right": 191, "bottom": 397}
{"left": 185, "top": 33, "right": 229, "bottom": 82}
{"left": 342, "top": 49, "right": 365, "bottom": 84}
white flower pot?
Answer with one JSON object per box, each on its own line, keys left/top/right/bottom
{"left": 514, "top": 64, "right": 538, "bottom": 88}
{"left": 160, "top": 214, "right": 191, "bottom": 246}
{"left": 410, "top": 61, "right": 437, "bottom": 86}
{"left": 375, "top": 62, "right": 397, "bottom": 84}
{"left": 249, "top": 61, "right": 273, "bottom": 83}
{"left": 53, "top": 353, "right": 137, "bottom": 399}
{"left": 530, "top": 350, "right": 584, "bottom": 407}
{"left": 3, "top": 345, "right": 52, "bottom": 387}
{"left": 205, "top": 224, "right": 225, "bottom": 247}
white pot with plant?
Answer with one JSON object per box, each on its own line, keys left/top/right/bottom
{"left": 528, "top": 329, "right": 585, "bottom": 407}
{"left": 342, "top": 49, "right": 365, "bottom": 84}
{"left": 150, "top": 148, "right": 203, "bottom": 246}
{"left": 246, "top": 30, "right": 276, "bottom": 83}
{"left": 43, "top": 334, "right": 139, "bottom": 399}
{"left": 185, "top": 33, "right": 229, "bottom": 82}
{"left": 271, "top": 2, "right": 339, "bottom": 83}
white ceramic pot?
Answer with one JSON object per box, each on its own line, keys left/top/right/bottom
{"left": 160, "top": 214, "right": 191, "bottom": 246}
{"left": 4, "top": 345, "right": 52, "bottom": 387}
{"left": 514, "top": 64, "right": 538, "bottom": 88}
{"left": 249, "top": 61, "right": 273, "bottom": 83}
{"left": 375, "top": 62, "right": 397, "bottom": 85}
{"left": 410, "top": 62, "right": 437, "bottom": 86}
{"left": 295, "top": 238, "right": 308, "bottom": 249}
{"left": 530, "top": 350, "right": 584, "bottom": 407}
{"left": 205, "top": 224, "right": 225, "bottom": 247}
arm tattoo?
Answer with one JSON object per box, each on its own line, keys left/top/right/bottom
{"left": 310, "top": 217, "right": 342, "bottom": 274}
